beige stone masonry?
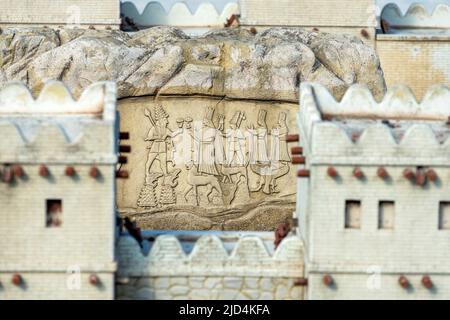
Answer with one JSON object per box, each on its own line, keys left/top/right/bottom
{"left": 0, "top": 0, "right": 121, "bottom": 29}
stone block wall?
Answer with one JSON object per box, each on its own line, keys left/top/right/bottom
{"left": 0, "top": 273, "right": 115, "bottom": 300}
{"left": 239, "top": 0, "right": 376, "bottom": 43}
{"left": 308, "top": 273, "right": 450, "bottom": 300}
{"left": 0, "top": 0, "right": 121, "bottom": 29}
{"left": 297, "top": 82, "right": 450, "bottom": 299}
{"left": 377, "top": 36, "right": 450, "bottom": 101}
{"left": 0, "top": 81, "right": 118, "bottom": 300}
{"left": 377, "top": 3, "right": 450, "bottom": 100}
{"left": 239, "top": 0, "right": 376, "bottom": 28}
{"left": 116, "top": 234, "right": 305, "bottom": 300}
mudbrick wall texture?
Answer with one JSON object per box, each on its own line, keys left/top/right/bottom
{"left": 0, "top": 0, "right": 120, "bottom": 29}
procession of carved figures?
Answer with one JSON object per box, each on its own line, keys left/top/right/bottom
{"left": 137, "top": 104, "right": 291, "bottom": 209}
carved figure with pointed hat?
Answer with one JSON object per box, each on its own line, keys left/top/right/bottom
{"left": 196, "top": 107, "right": 224, "bottom": 175}
{"left": 226, "top": 111, "right": 247, "bottom": 166}
{"left": 144, "top": 104, "right": 173, "bottom": 177}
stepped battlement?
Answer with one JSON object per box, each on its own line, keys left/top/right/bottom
{"left": 120, "top": 1, "right": 239, "bottom": 29}
{"left": 299, "top": 83, "right": 450, "bottom": 165}
{"left": 117, "top": 234, "right": 304, "bottom": 278}
{"left": 381, "top": 3, "right": 450, "bottom": 30}
{"left": 0, "top": 81, "right": 118, "bottom": 164}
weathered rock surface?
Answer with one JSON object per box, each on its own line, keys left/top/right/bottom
{"left": 0, "top": 26, "right": 386, "bottom": 101}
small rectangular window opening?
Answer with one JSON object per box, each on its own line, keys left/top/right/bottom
{"left": 439, "top": 202, "right": 450, "bottom": 230}
{"left": 378, "top": 201, "right": 395, "bottom": 229}
{"left": 345, "top": 200, "right": 361, "bottom": 229}
{"left": 46, "top": 199, "right": 62, "bottom": 228}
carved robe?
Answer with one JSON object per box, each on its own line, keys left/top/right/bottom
{"left": 225, "top": 128, "right": 246, "bottom": 166}
{"left": 271, "top": 125, "right": 291, "bottom": 163}
{"left": 146, "top": 125, "right": 171, "bottom": 154}
{"left": 197, "top": 126, "right": 224, "bottom": 175}
{"left": 248, "top": 127, "right": 270, "bottom": 164}
{"left": 171, "top": 128, "right": 184, "bottom": 166}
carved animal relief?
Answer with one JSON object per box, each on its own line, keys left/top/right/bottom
{"left": 137, "top": 105, "right": 292, "bottom": 210}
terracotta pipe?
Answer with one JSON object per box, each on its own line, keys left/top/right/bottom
{"left": 118, "top": 156, "right": 128, "bottom": 164}
{"left": 89, "top": 274, "right": 99, "bottom": 286}
{"left": 398, "top": 276, "right": 410, "bottom": 289}
{"left": 291, "top": 147, "right": 303, "bottom": 155}
{"left": 39, "top": 165, "right": 49, "bottom": 177}
{"left": 2, "top": 167, "right": 13, "bottom": 183}
{"left": 403, "top": 168, "right": 415, "bottom": 181}
{"left": 65, "top": 166, "right": 76, "bottom": 177}
{"left": 294, "top": 278, "right": 308, "bottom": 286}
{"left": 322, "top": 274, "right": 333, "bottom": 287}
{"left": 89, "top": 166, "right": 100, "bottom": 178}
{"left": 426, "top": 169, "right": 438, "bottom": 183}
{"left": 377, "top": 167, "right": 389, "bottom": 180}
{"left": 353, "top": 168, "right": 364, "bottom": 179}
{"left": 286, "top": 134, "right": 300, "bottom": 143}
{"left": 12, "top": 274, "right": 22, "bottom": 286}
{"left": 327, "top": 167, "right": 338, "bottom": 178}
{"left": 422, "top": 276, "right": 433, "bottom": 289}
{"left": 119, "top": 145, "right": 131, "bottom": 153}
{"left": 119, "top": 132, "right": 130, "bottom": 140}
{"left": 12, "top": 165, "right": 24, "bottom": 178}
{"left": 116, "top": 170, "right": 129, "bottom": 179}
{"left": 297, "top": 170, "right": 310, "bottom": 178}
{"left": 416, "top": 170, "right": 427, "bottom": 186}
{"left": 292, "top": 156, "right": 306, "bottom": 165}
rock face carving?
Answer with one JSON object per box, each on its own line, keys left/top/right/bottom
{"left": 129, "top": 99, "right": 296, "bottom": 229}
{"left": 0, "top": 27, "right": 386, "bottom": 230}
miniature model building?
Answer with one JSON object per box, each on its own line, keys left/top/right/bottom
{"left": 120, "top": 0, "right": 376, "bottom": 40}
{"left": 378, "top": 3, "right": 450, "bottom": 100}
{"left": 116, "top": 232, "right": 305, "bottom": 300}
{"left": 118, "top": 0, "right": 450, "bottom": 97}
{"left": 0, "top": 80, "right": 305, "bottom": 300}
{"left": 0, "top": 81, "right": 120, "bottom": 299}
{"left": 296, "top": 82, "right": 450, "bottom": 299}
{"left": 0, "top": 0, "right": 121, "bottom": 29}
{"left": 239, "top": 0, "right": 377, "bottom": 41}
{"left": 120, "top": 0, "right": 240, "bottom": 32}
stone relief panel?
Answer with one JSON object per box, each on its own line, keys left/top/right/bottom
{"left": 117, "top": 97, "right": 298, "bottom": 230}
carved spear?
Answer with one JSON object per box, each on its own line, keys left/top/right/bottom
{"left": 144, "top": 108, "right": 156, "bottom": 150}
{"left": 144, "top": 108, "right": 155, "bottom": 127}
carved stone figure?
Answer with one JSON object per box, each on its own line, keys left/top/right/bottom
{"left": 172, "top": 117, "right": 195, "bottom": 166}
{"left": 249, "top": 110, "right": 291, "bottom": 195}
{"left": 138, "top": 104, "right": 183, "bottom": 209}
{"left": 272, "top": 112, "right": 291, "bottom": 163}
{"left": 184, "top": 161, "right": 222, "bottom": 206}
{"left": 225, "top": 111, "right": 247, "bottom": 167}
{"left": 196, "top": 107, "right": 225, "bottom": 176}
{"left": 171, "top": 118, "right": 185, "bottom": 165}
{"left": 144, "top": 105, "right": 173, "bottom": 177}
{"left": 136, "top": 104, "right": 292, "bottom": 220}
{"left": 248, "top": 109, "right": 270, "bottom": 165}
